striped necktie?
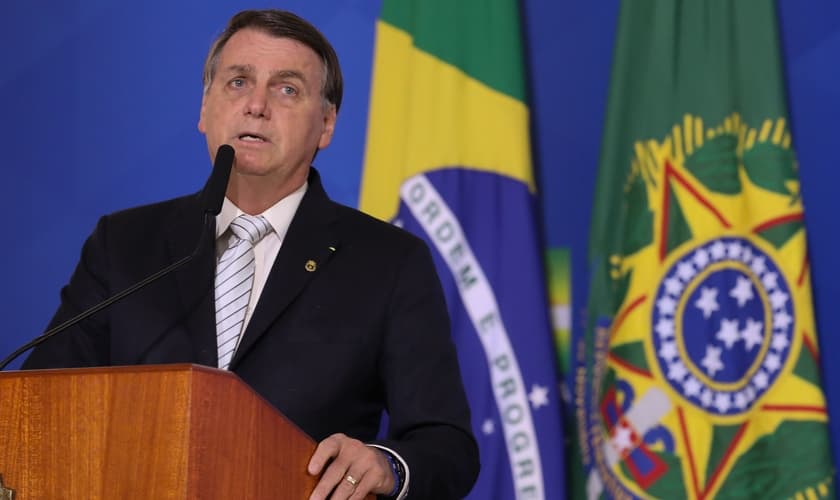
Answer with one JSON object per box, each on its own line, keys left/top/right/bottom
{"left": 215, "top": 214, "right": 272, "bottom": 370}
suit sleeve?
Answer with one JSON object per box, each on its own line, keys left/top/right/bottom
{"left": 372, "top": 240, "right": 480, "bottom": 498}
{"left": 22, "top": 216, "right": 112, "bottom": 368}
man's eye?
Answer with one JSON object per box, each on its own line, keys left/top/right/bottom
{"left": 229, "top": 78, "right": 245, "bottom": 88}
{"left": 280, "top": 86, "right": 298, "bottom": 96}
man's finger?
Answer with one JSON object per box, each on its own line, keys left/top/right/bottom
{"left": 331, "top": 467, "right": 366, "bottom": 500}
{"left": 307, "top": 433, "right": 345, "bottom": 475}
{"left": 309, "top": 457, "right": 353, "bottom": 500}
{"left": 348, "top": 469, "right": 381, "bottom": 500}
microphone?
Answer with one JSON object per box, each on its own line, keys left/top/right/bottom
{"left": 0, "top": 144, "right": 236, "bottom": 370}
{"left": 202, "top": 144, "right": 234, "bottom": 216}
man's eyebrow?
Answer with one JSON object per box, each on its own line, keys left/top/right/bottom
{"left": 220, "top": 64, "right": 254, "bottom": 75}
{"left": 270, "top": 69, "right": 308, "bottom": 84}
{"left": 217, "top": 66, "right": 311, "bottom": 88}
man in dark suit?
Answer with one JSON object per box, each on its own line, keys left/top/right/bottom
{"left": 23, "top": 9, "right": 479, "bottom": 499}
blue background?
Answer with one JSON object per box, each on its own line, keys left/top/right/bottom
{"left": 3, "top": 0, "right": 839, "bottom": 482}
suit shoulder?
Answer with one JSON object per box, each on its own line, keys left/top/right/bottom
{"left": 89, "top": 193, "right": 201, "bottom": 247}
{"left": 105, "top": 193, "right": 199, "bottom": 224}
{"left": 332, "top": 202, "right": 426, "bottom": 250}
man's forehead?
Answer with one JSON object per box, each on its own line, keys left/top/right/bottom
{"left": 220, "top": 29, "right": 321, "bottom": 63}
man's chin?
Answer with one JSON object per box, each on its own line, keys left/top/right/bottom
{"left": 232, "top": 165, "right": 272, "bottom": 177}
{"left": 229, "top": 160, "right": 310, "bottom": 189}
{"left": 231, "top": 154, "right": 272, "bottom": 175}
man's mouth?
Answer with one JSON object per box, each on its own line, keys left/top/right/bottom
{"left": 238, "top": 133, "right": 268, "bottom": 142}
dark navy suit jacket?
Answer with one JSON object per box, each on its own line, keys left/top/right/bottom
{"left": 24, "top": 168, "right": 479, "bottom": 498}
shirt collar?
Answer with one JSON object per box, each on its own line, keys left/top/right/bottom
{"left": 215, "top": 181, "right": 309, "bottom": 242}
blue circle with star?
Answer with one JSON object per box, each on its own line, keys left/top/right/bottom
{"left": 682, "top": 268, "right": 766, "bottom": 384}
{"left": 651, "top": 237, "right": 795, "bottom": 416}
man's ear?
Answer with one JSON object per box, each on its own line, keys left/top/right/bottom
{"left": 318, "top": 104, "right": 337, "bottom": 149}
{"left": 198, "top": 96, "right": 207, "bottom": 133}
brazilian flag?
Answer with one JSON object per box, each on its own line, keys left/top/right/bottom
{"left": 361, "top": 1, "right": 567, "bottom": 498}
{"left": 576, "top": 1, "right": 835, "bottom": 499}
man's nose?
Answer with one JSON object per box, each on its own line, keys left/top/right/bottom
{"left": 244, "top": 87, "right": 270, "bottom": 119}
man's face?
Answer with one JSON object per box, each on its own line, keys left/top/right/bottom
{"left": 198, "top": 28, "right": 336, "bottom": 187}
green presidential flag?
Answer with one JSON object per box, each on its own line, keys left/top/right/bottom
{"left": 361, "top": 1, "right": 567, "bottom": 498}
{"left": 576, "top": 2, "right": 835, "bottom": 499}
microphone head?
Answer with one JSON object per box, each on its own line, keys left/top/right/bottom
{"left": 202, "top": 144, "right": 235, "bottom": 216}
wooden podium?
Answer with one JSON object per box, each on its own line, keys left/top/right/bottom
{"left": 0, "top": 364, "right": 339, "bottom": 499}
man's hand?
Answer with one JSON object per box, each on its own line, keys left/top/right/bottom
{"left": 307, "top": 433, "right": 396, "bottom": 500}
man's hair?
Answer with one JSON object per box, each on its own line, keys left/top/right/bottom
{"left": 202, "top": 9, "right": 343, "bottom": 113}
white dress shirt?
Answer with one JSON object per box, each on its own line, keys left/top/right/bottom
{"left": 214, "top": 181, "right": 307, "bottom": 332}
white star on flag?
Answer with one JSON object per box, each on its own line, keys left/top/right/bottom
{"left": 658, "top": 341, "right": 679, "bottom": 362}
{"left": 528, "top": 384, "right": 549, "bottom": 409}
{"left": 695, "top": 287, "right": 720, "bottom": 319}
{"left": 762, "top": 272, "right": 779, "bottom": 291}
{"left": 751, "top": 256, "right": 767, "bottom": 276}
{"left": 655, "top": 318, "right": 675, "bottom": 339}
{"left": 773, "top": 311, "right": 793, "bottom": 330}
{"left": 730, "top": 276, "right": 754, "bottom": 307}
{"left": 714, "top": 392, "right": 732, "bottom": 413}
{"left": 727, "top": 241, "right": 743, "bottom": 260}
{"left": 702, "top": 345, "right": 725, "bottom": 376}
{"left": 764, "top": 353, "right": 782, "bottom": 373}
{"left": 740, "top": 247, "right": 754, "bottom": 264}
{"left": 734, "top": 392, "right": 748, "bottom": 410}
{"left": 770, "top": 290, "right": 789, "bottom": 310}
{"left": 667, "top": 361, "right": 688, "bottom": 382}
{"left": 716, "top": 318, "right": 741, "bottom": 349}
{"left": 753, "top": 370, "right": 769, "bottom": 389}
{"left": 664, "top": 277, "right": 683, "bottom": 296}
{"left": 657, "top": 296, "right": 678, "bottom": 316}
{"left": 772, "top": 333, "right": 790, "bottom": 352}
{"left": 741, "top": 318, "right": 764, "bottom": 351}
{"left": 693, "top": 248, "right": 710, "bottom": 269}
{"left": 710, "top": 241, "right": 726, "bottom": 260}
{"left": 683, "top": 377, "right": 701, "bottom": 397}
{"left": 677, "top": 261, "right": 696, "bottom": 281}
{"left": 481, "top": 419, "right": 495, "bottom": 435}
{"left": 700, "top": 388, "right": 714, "bottom": 407}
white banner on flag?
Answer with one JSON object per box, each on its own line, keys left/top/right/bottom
{"left": 400, "top": 174, "right": 545, "bottom": 499}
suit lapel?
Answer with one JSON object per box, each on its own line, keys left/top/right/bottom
{"left": 166, "top": 194, "right": 218, "bottom": 367}
{"left": 231, "top": 170, "right": 340, "bottom": 367}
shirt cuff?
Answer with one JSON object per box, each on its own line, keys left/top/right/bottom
{"left": 367, "top": 444, "right": 410, "bottom": 499}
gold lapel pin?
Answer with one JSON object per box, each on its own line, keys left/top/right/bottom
{"left": 305, "top": 260, "right": 317, "bottom": 272}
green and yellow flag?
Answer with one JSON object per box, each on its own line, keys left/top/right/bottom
{"left": 576, "top": 2, "right": 835, "bottom": 499}
{"left": 361, "top": 1, "right": 567, "bottom": 498}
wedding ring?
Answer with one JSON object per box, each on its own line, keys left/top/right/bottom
{"left": 345, "top": 474, "right": 358, "bottom": 486}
